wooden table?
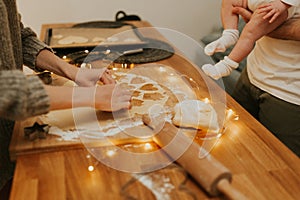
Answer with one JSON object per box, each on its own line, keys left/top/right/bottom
{"left": 9, "top": 21, "right": 300, "bottom": 200}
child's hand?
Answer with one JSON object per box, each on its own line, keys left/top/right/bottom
{"left": 257, "top": 1, "right": 290, "bottom": 23}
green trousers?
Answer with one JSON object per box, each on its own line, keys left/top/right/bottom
{"left": 232, "top": 67, "right": 300, "bottom": 157}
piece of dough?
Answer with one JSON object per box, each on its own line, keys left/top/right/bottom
{"left": 58, "top": 36, "right": 88, "bottom": 45}
{"left": 92, "top": 37, "right": 105, "bottom": 42}
{"left": 140, "top": 83, "right": 158, "bottom": 91}
{"left": 172, "top": 100, "right": 219, "bottom": 132}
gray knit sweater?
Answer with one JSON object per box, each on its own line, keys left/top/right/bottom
{"left": 0, "top": 0, "right": 50, "bottom": 189}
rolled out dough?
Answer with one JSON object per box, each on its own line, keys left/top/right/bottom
{"left": 58, "top": 36, "right": 88, "bottom": 45}
{"left": 172, "top": 100, "right": 219, "bottom": 132}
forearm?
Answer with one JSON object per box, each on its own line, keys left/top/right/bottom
{"left": 232, "top": 6, "right": 300, "bottom": 40}
{"left": 44, "top": 85, "right": 94, "bottom": 111}
{"left": 250, "top": 7, "right": 300, "bottom": 40}
{"left": 269, "top": 16, "right": 300, "bottom": 40}
{"left": 36, "top": 50, "right": 79, "bottom": 81}
{"left": 0, "top": 71, "right": 49, "bottom": 120}
{"left": 44, "top": 84, "right": 131, "bottom": 112}
{"left": 21, "top": 26, "right": 51, "bottom": 71}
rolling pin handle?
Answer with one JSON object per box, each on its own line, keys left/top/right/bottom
{"left": 217, "top": 179, "right": 248, "bottom": 200}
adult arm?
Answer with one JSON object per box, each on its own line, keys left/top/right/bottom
{"left": 0, "top": 70, "right": 49, "bottom": 120}
{"left": 35, "top": 50, "right": 115, "bottom": 86}
{"left": 20, "top": 19, "right": 52, "bottom": 71}
{"left": 20, "top": 19, "right": 114, "bottom": 86}
{"left": 44, "top": 84, "right": 131, "bottom": 112}
{"left": 268, "top": 15, "right": 300, "bottom": 40}
{"left": 232, "top": 6, "right": 300, "bottom": 40}
{"left": 0, "top": 70, "right": 131, "bottom": 120}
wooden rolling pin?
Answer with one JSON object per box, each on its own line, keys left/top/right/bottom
{"left": 142, "top": 115, "right": 247, "bottom": 200}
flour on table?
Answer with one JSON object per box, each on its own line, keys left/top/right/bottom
{"left": 44, "top": 116, "right": 145, "bottom": 141}
{"left": 132, "top": 173, "right": 175, "bottom": 200}
{"left": 48, "top": 126, "right": 79, "bottom": 141}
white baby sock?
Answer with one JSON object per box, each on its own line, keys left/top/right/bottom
{"left": 202, "top": 56, "right": 239, "bottom": 80}
{"left": 204, "top": 29, "right": 239, "bottom": 56}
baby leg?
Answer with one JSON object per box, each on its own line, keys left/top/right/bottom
{"left": 221, "top": 0, "right": 247, "bottom": 29}
{"left": 202, "top": 8, "right": 288, "bottom": 80}
{"left": 204, "top": 0, "right": 247, "bottom": 56}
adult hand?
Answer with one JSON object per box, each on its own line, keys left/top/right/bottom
{"left": 232, "top": 6, "right": 274, "bottom": 29}
{"left": 233, "top": 5, "right": 293, "bottom": 40}
{"left": 36, "top": 50, "right": 115, "bottom": 86}
{"left": 232, "top": 6, "right": 253, "bottom": 23}
{"left": 257, "top": 1, "right": 290, "bottom": 23}
{"left": 75, "top": 67, "right": 115, "bottom": 87}
{"left": 94, "top": 84, "right": 131, "bottom": 112}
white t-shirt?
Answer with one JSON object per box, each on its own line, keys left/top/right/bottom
{"left": 248, "top": 0, "right": 300, "bottom": 18}
{"left": 248, "top": 0, "right": 300, "bottom": 10}
{"left": 247, "top": 7, "right": 300, "bottom": 105}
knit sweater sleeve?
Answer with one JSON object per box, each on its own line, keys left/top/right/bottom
{"left": 20, "top": 20, "right": 53, "bottom": 72}
{"left": 0, "top": 70, "right": 50, "bottom": 120}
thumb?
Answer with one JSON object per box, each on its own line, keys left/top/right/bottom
{"left": 232, "top": 7, "right": 252, "bottom": 23}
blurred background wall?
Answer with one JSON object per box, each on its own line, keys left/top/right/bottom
{"left": 17, "top": 0, "right": 222, "bottom": 42}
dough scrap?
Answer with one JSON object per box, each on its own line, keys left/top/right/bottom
{"left": 132, "top": 90, "right": 141, "bottom": 97}
{"left": 143, "top": 92, "right": 164, "bottom": 100}
{"left": 92, "top": 37, "right": 105, "bottom": 42}
{"left": 58, "top": 36, "right": 88, "bottom": 45}
{"left": 130, "top": 77, "right": 146, "bottom": 84}
{"left": 172, "top": 100, "right": 219, "bottom": 132}
{"left": 131, "top": 98, "right": 144, "bottom": 107}
{"left": 140, "top": 83, "right": 158, "bottom": 91}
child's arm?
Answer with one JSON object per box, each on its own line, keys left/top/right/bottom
{"left": 232, "top": 6, "right": 300, "bottom": 40}
{"left": 257, "top": 0, "right": 291, "bottom": 23}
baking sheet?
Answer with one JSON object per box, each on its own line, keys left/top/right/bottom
{"left": 49, "top": 26, "right": 147, "bottom": 48}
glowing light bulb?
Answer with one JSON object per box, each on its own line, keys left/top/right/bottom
{"left": 169, "top": 76, "right": 178, "bottom": 82}
{"left": 88, "top": 165, "right": 94, "bottom": 172}
{"left": 106, "top": 150, "right": 116, "bottom": 157}
{"left": 227, "top": 109, "right": 234, "bottom": 118}
{"left": 226, "top": 109, "right": 239, "bottom": 121}
{"left": 62, "top": 55, "right": 67, "bottom": 59}
{"left": 227, "top": 109, "right": 235, "bottom": 119}
{"left": 130, "top": 63, "right": 135, "bottom": 69}
{"left": 159, "top": 66, "right": 166, "bottom": 72}
{"left": 144, "top": 143, "right": 152, "bottom": 150}
{"left": 204, "top": 98, "right": 210, "bottom": 103}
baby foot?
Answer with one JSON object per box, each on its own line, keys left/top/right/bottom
{"left": 204, "top": 29, "right": 239, "bottom": 56}
{"left": 202, "top": 56, "right": 239, "bottom": 80}
{"left": 204, "top": 40, "right": 227, "bottom": 56}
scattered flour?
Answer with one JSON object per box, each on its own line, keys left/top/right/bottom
{"left": 48, "top": 126, "right": 79, "bottom": 141}
{"left": 47, "top": 118, "right": 144, "bottom": 141}
{"left": 132, "top": 173, "right": 175, "bottom": 200}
